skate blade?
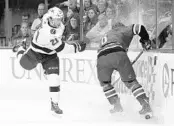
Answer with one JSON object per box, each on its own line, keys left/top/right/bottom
{"left": 140, "top": 112, "right": 153, "bottom": 120}
{"left": 110, "top": 108, "right": 123, "bottom": 114}
{"left": 50, "top": 111, "right": 63, "bottom": 118}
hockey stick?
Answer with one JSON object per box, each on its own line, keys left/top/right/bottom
{"left": 112, "top": 50, "right": 144, "bottom": 86}
{"left": 131, "top": 50, "right": 144, "bottom": 65}
{"left": 79, "top": 0, "right": 84, "bottom": 43}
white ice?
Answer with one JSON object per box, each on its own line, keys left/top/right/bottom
{"left": 0, "top": 52, "right": 165, "bottom": 126}
{"left": 0, "top": 78, "right": 163, "bottom": 126}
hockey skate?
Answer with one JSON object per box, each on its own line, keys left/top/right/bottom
{"left": 139, "top": 100, "right": 153, "bottom": 119}
{"left": 51, "top": 100, "right": 63, "bottom": 117}
{"left": 110, "top": 97, "right": 123, "bottom": 113}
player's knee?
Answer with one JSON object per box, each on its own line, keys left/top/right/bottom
{"left": 20, "top": 54, "right": 37, "bottom": 70}
{"left": 47, "top": 74, "right": 60, "bottom": 92}
{"left": 99, "top": 79, "right": 111, "bottom": 87}
{"left": 124, "top": 79, "right": 139, "bottom": 89}
{"left": 102, "top": 81, "right": 112, "bottom": 91}
{"left": 124, "top": 79, "right": 145, "bottom": 98}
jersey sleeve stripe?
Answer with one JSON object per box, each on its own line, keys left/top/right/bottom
{"left": 55, "top": 42, "right": 65, "bottom": 52}
{"left": 31, "top": 42, "right": 52, "bottom": 53}
{"left": 133, "top": 24, "right": 142, "bottom": 35}
{"left": 133, "top": 24, "right": 137, "bottom": 35}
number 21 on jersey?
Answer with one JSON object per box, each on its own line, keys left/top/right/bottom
{"left": 35, "top": 31, "right": 59, "bottom": 46}
{"left": 50, "top": 38, "right": 59, "bottom": 46}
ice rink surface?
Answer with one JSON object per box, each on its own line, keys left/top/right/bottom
{"left": 0, "top": 51, "right": 170, "bottom": 126}
{"left": 0, "top": 78, "right": 162, "bottom": 126}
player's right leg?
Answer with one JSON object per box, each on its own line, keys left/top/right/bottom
{"left": 117, "top": 52, "right": 152, "bottom": 118}
{"left": 42, "top": 54, "right": 63, "bottom": 115}
{"left": 97, "top": 55, "right": 123, "bottom": 113}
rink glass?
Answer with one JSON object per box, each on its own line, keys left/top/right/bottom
{"left": 0, "top": 0, "right": 173, "bottom": 51}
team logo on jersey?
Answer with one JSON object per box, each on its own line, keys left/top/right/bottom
{"left": 50, "top": 29, "right": 56, "bottom": 34}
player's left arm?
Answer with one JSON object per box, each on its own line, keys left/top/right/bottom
{"left": 54, "top": 23, "right": 88, "bottom": 54}
{"left": 132, "top": 24, "right": 152, "bottom": 50}
{"left": 54, "top": 38, "right": 88, "bottom": 54}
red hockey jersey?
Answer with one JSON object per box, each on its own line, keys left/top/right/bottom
{"left": 98, "top": 23, "right": 135, "bottom": 55}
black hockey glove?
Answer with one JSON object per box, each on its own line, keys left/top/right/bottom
{"left": 140, "top": 39, "right": 152, "bottom": 50}
{"left": 72, "top": 41, "right": 86, "bottom": 53}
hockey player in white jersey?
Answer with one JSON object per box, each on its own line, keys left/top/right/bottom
{"left": 12, "top": 7, "right": 87, "bottom": 115}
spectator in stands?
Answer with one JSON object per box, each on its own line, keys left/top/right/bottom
{"left": 106, "top": 5, "right": 116, "bottom": 28}
{"left": 83, "top": 0, "right": 98, "bottom": 22}
{"left": 84, "top": 0, "right": 92, "bottom": 17}
{"left": 12, "top": 22, "right": 32, "bottom": 49}
{"left": 150, "top": 15, "right": 172, "bottom": 49}
{"left": 64, "top": 9, "right": 73, "bottom": 26}
{"left": 63, "top": 13, "right": 80, "bottom": 41}
{"left": 107, "top": 0, "right": 119, "bottom": 14}
{"left": 12, "top": 24, "right": 21, "bottom": 37}
{"left": 91, "top": 0, "right": 98, "bottom": 5}
{"left": 163, "top": 24, "right": 172, "bottom": 48}
{"left": 61, "top": 0, "right": 79, "bottom": 26}
{"left": 106, "top": 0, "right": 117, "bottom": 7}
{"left": 106, "top": 6, "right": 115, "bottom": 19}
{"left": 31, "top": 3, "right": 46, "bottom": 35}
{"left": 68, "top": 0, "right": 79, "bottom": 13}
{"left": 58, "top": 0, "right": 79, "bottom": 14}
{"left": 84, "top": 0, "right": 98, "bottom": 12}
{"left": 22, "top": 13, "right": 32, "bottom": 28}
{"left": 66, "top": 9, "right": 74, "bottom": 19}
{"left": 97, "top": 0, "right": 108, "bottom": 16}
{"left": 86, "top": 14, "right": 111, "bottom": 47}
{"left": 84, "top": 7, "right": 98, "bottom": 34}
{"left": 163, "top": 28, "right": 172, "bottom": 48}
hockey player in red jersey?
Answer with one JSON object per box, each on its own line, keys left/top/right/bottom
{"left": 97, "top": 22, "right": 152, "bottom": 118}
{"left": 12, "top": 7, "right": 87, "bottom": 115}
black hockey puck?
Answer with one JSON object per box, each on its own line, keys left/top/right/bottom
{"left": 145, "top": 114, "right": 151, "bottom": 119}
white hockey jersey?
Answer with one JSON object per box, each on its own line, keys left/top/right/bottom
{"left": 31, "top": 19, "right": 66, "bottom": 55}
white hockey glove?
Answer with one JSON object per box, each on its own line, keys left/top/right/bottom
{"left": 140, "top": 39, "right": 152, "bottom": 50}
{"left": 12, "top": 40, "right": 27, "bottom": 53}
{"left": 12, "top": 44, "right": 20, "bottom": 53}
{"left": 12, "top": 39, "right": 27, "bottom": 58}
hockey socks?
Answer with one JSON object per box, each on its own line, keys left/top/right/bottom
{"left": 49, "top": 86, "right": 60, "bottom": 103}
{"left": 132, "top": 85, "right": 149, "bottom": 105}
{"left": 103, "top": 84, "right": 118, "bottom": 105}
{"left": 49, "top": 85, "right": 63, "bottom": 114}
{"left": 103, "top": 84, "right": 123, "bottom": 113}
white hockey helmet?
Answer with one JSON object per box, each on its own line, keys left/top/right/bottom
{"left": 48, "top": 7, "right": 64, "bottom": 19}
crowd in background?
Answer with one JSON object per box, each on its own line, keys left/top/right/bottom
{"left": 10, "top": 3, "right": 46, "bottom": 48}
{"left": 9, "top": 0, "right": 120, "bottom": 50}
{"left": 0, "top": 0, "right": 173, "bottom": 50}
{"left": 60, "top": 0, "right": 119, "bottom": 48}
